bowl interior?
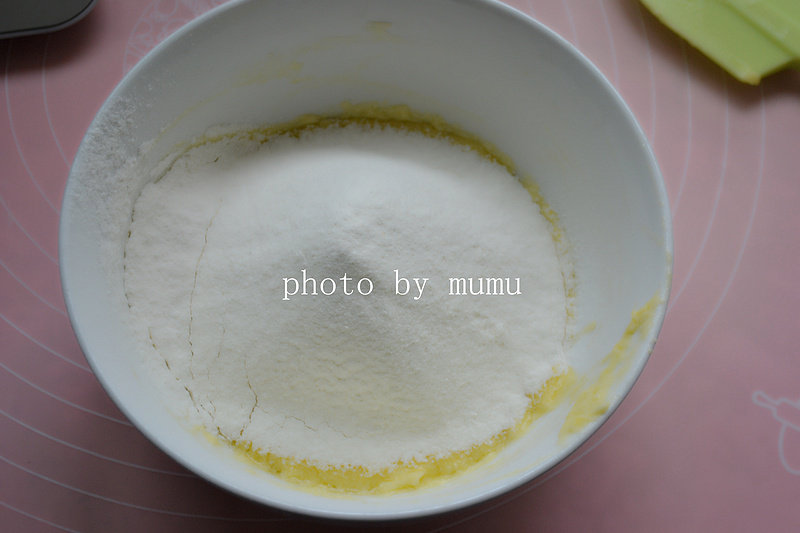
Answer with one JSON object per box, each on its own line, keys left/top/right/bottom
{"left": 61, "top": 0, "right": 672, "bottom": 519}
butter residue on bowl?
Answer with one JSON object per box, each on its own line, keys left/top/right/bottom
{"left": 559, "top": 294, "right": 662, "bottom": 441}
{"left": 123, "top": 104, "right": 578, "bottom": 494}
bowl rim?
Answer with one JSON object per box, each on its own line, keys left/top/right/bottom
{"left": 59, "top": 0, "right": 673, "bottom": 521}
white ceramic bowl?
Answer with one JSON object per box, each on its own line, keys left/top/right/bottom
{"left": 60, "top": 0, "right": 672, "bottom": 520}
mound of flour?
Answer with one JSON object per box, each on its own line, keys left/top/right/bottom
{"left": 124, "top": 123, "right": 568, "bottom": 471}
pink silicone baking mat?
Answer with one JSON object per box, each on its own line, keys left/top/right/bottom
{"left": 2, "top": 0, "right": 799, "bottom": 531}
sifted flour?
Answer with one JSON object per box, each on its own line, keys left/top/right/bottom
{"left": 124, "top": 118, "right": 569, "bottom": 487}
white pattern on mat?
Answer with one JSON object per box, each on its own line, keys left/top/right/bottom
{"left": 753, "top": 390, "right": 800, "bottom": 476}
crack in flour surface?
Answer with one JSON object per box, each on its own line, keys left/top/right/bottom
{"left": 124, "top": 121, "right": 568, "bottom": 475}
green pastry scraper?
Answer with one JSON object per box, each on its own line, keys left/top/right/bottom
{"left": 640, "top": 0, "right": 800, "bottom": 84}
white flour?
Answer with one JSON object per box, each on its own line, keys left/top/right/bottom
{"left": 124, "top": 123, "right": 568, "bottom": 471}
